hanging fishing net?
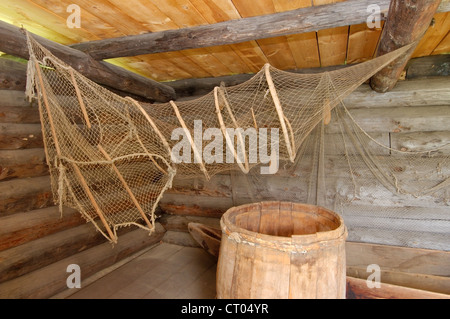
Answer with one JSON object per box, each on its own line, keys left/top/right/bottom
{"left": 25, "top": 31, "right": 449, "bottom": 246}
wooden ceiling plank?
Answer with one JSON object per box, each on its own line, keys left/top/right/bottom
{"left": 105, "top": 0, "right": 204, "bottom": 80}
{"left": 256, "top": 37, "right": 297, "bottom": 70}
{"left": 313, "top": 0, "right": 349, "bottom": 67}
{"left": 432, "top": 30, "right": 450, "bottom": 55}
{"left": 228, "top": 42, "right": 269, "bottom": 73}
{"left": 104, "top": 56, "right": 178, "bottom": 82}
{"left": 150, "top": 51, "right": 214, "bottom": 79}
{"left": 317, "top": 26, "right": 350, "bottom": 67}
{"left": 232, "top": 0, "right": 297, "bottom": 70}
{"left": 67, "top": 0, "right": 148, "bottom": 36}
{"left": 187, "top": 0, "right": 257, "bottom": 74}
{"left": 286, "top": 33, "right": 321, "bottom": 69}
{"left": 2, "top": 0, "right": 100, "bottom": 43}
{"left": 27, "top": 0, "right": 161, "bottom": 80}
{"left": 0, "top": 10, "right": 72, "bottom": 46}
{"left": 272, "top": 0, "right": 320, "bottom": 69}
{"left": 89, "top": 0, "right": 203, "bottom": 80}
{"left": 164, "top": 0, "right": 251, "bottom": 76}
{"left": 140, "top": 0, "right": 236, "bottom": 78}
{"left": 30, "top": 0, "right": 125, "bottom": 39}
{"left": 106, "top": 0, "right": 177, "bottom": 32}
{"left": 412, "top": 12, "right": 450, "bottom": 58}
{"left": 347, "top": 22, "right": 384, "bottom": 64}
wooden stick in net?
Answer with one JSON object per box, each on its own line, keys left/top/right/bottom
{"left": 264, "top": 63, "right": 296, "bottom": 162}
{"left": 214, "top": 86, "right": 249, "bottom": 173}
{"left": 69, "top": 68, "right": 91, "bottom": 129}
{"left": 170, "top": 100, "right": 210, "bottom": 180}
{"left": 97, "top": 145, "right": 154, "bottom": 230}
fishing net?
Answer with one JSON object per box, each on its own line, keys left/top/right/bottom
{"left": 25, "top": 32, "right": 449, "bottom": 246}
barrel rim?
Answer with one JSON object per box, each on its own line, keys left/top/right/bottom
{"left": 220, "top": 201, "right": 347, "bottom": 250}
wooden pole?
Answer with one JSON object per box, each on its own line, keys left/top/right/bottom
{"left": 370, "top": 0, "right": 442, "bottom": 93}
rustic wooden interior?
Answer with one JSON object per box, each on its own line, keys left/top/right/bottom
{"left": 0, "top": 0, "right": 449, "bottom": 300}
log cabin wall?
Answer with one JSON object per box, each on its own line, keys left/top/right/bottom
{"left": 0, "top": 54, "right": 449, "bottom": 298}
{"left": 0, "top": 58, "right": 166, "bottom": 298}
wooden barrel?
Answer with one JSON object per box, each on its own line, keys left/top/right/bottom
{"left": 216, "top": 201, "right": 348, "bottom": 299}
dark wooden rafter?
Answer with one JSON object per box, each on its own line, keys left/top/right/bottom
{"left": 0, "top": 21, "right": 176, "bottom": 103}
{"left": 71, "top": 0, "right": 450, "bottom": 60}
{"left": 370, "top": 0, "right": 443, "bottom": 92}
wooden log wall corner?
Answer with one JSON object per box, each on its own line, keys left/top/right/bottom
{"left": 370, "top": 0, "right": 443, "bottom": 92}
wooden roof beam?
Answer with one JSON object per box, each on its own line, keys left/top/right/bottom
{"left": 71, "top": 0, "right": 450, "bottom": 60}
{"left": 370, "top": 0, "right": 443, "bottom": 93}
{"left": 0, "top": 21, "right": 176, "bottom": 103}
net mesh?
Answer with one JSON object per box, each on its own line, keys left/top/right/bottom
{"left": 25, "top": 32, "right": 449, "bottom": 246}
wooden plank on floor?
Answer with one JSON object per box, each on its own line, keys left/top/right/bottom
{"left": 174, "top": 262, "right": 217, "bottom": 299}
{"left": 68, "top": 243, "right": 184, "bottom": 299}
{"left": 107, "top": 245, "right": 207, "bottom": 299}
{"left": 142, "top": 246, "right": 216, "bottom": 299}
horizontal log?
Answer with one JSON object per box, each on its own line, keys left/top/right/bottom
{"left": 348, "top": 227, "right": 450, "bottom": 251}
{"left": 346, "top": 241, "right": 450, "bottom": 278}
{"left": 343, "top": 214, "right": 450, "bottom": 234}
{"left": 0, "top": 224, "right": 165, "bottom": 299}
{"left": 170, "top": 65, "right": 347, "bottom": 99}
{"left": 0, "top": 148, "right": 48, "bottom": 181}
{"left": 158, "top": 214, "right": 221, "bottom": 233}
{"left": 161, "top": 230, "right": 201, "bottom": 248}
{"left": 0, "top": 90, "right": 36, "bottom": 108}
{"left": 0, "top": 175, "right": 53, "bottom": 215}
{"left": 71, "top": 0, "right": 450, "bottom": 60}
{"left": 343, "top": 77, "right": 450, "bottom": 108}
{"left": 0, "top": 205, "right": 83, "bottom": 251}
{"left": 346, "top": 276, "right": 450, "bottom": 299}
{"left": 0, "top": 123, "right": 43, "bottom": 149}
{"left": 0, "top": 104, "right": 40, "bottom": 124}
{"left": 169, "top": 74, "right": 450, "bottom": 109}
{"left": 0, "top": 21, "right": 175, "bottom": 103}
{"left": 326, "top": 105, "right": 450, "bottom": 133}
{"left": 164, "top": 154, "right": 449, "bottom": 207}
{"left": 0, "top": 57, "right": 27, "bottom": 90}
{"left": 0, "top": 222, "right": 111, "bottom": 283}
{"left": 406, "top": 54, "right": 450, "bottom": 79}
{"left": 390, "top": 131, "right": 450, "bottom": 154}
{"left": 341, "top": 204, "right": 450, "bottom": 223}
{"left": 159, "top": 193, "right": 232, "bottom": 218}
